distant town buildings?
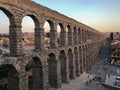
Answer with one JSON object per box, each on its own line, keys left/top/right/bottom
{"left": 110, "top": 32, "right": 120, "bottom": 66}
{"left": 0, "top": 37, "right": 9, "bottom": 47}
{"left": 113, "top": 32, "right": 120, "bottom": 40}
{"left": 0, "top": 32, "right": 61, "bottom": 50}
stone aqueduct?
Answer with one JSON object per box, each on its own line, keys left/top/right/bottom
{"left": 0, "top": 0, "right": 106, "bottom": 90}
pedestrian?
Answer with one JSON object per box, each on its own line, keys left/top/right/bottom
{"left": 89, "top": 79, "right": 91, "bottom": 83}
{"left": 108, "top": 73, "right": 110, "bottom": 78}
{"left": 96, "top": 81, "right": 99, "bottom": 85}
{"left": 88, "top": 75, "right": 89, "bottom": 78}
{"left": 86, "top": 81, "right": 88, "bottom": 86}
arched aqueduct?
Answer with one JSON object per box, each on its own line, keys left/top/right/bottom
{"left": 0, "top": 0, "right": 106, "bottom": 90}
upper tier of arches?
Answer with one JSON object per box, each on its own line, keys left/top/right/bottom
{"left": 0, "top": 0, "right": 106, "bottom": 56}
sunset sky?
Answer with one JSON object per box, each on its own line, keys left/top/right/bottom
{"left": 0, "top": 0, "right": 120, "bottom": 33}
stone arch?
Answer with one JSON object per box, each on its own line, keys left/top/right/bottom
{"left": 32, "top": 57, "right": 43, "bottom": 90}
{"left": 68, "top": 49, "right": 75, "bottom": 79}
{"left": 0, "top": 7, "right": 15, "bottom": 23}
{"left": 46, "top": 20, "right": 54, "bottom": 30}
{"left": 78, "top": 28, "right": 81, "bottom": 44}
{"left": 59, "top": 50, "right": 68, "bottom": 83}
{"left": 79, "top": 46, "right": 83, "bottom": 73}
{"left": 86, "top": 30, "right": 88, "bottom": 41}
{"left": 82, "top": 45, "right": 86, "bottom": 72}
{"left": 81, "top": 29, "right": 84, "bottom": 43}
{"left": 84, "top": 30, "right": 87, "bottom": 42}
{"left": 22, "top": 15, "right": 36, "bottom": 50}
{"left": 57, "top": 23, "right": 65, "bottom": 32}
{"left": 82, "top": 29, "right": 86, "bottom": 43}
{"left": 48, "top": 53, "right": 57, "bottom": 87}
{"left": 67, "top": 25, "right": 73, "bottom": 46}
{"left": 44, "top": 19, "right": 56, "bottom": 49}
{"left": 58, "top": 23, "right": 66, "bottom": 47}
{"left": 0, "top": 64, "right": 22, "bottom": 90}
{"left": 22, "top": 14, "right": 40, "bottom": 28}
{"left": 0, "top": 7, "right": 15, "bottom": 55}
{"left": 73, "top": 27, "right": 78, "bottom": 44}
{"left": 85, "top": 44, "right": 88, "bottom": 72}
{"left": 25, "top": 61, "right": 33, "bottom": 90}
{"left": 74, "top": 47, "right": 80, "bottom": 76}
{"left": 88, "top": 44, "right": 91, "bottom": 70}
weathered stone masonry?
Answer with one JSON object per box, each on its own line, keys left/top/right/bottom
{"left": 0, "top": 0, "right": 106, "bottom": 90}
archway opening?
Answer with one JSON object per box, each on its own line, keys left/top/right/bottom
{"left": 0, "top": 64, "right": 18, "bottom": 90}
{"left": 68, "top": 49, "right": 74, "bottom": 79}
{"left": 57, "top": 23, "right": 66, "bottom": 47}
{"left": 73, "top": 27, "right": 77, "bottom": 44}
{"left": 67, "top": 25, "right": 72, "bottom": 45}
{"left": 44, "top": 21, "right": 51, "bottom": 49}
{"left": 78, "top": 28, "right": 81, "bottom": 44}
{"left": 59, "top": 50, "right": 67, "bottom": 83}
{"left": 83, "top": 46, "right": 86, "bottom": 72}
{"left": 86, "top": 45, "right": 88, "bottom": 72}
{"left": 0, "top": 9, "right": 10, "bottom": 55}
{"left": 79, "top": 46, "right": 83, "bottom": 73}
{"left": 48, "top": 53, "right": 56, "bottom": 87}
{"left": 74, "top": 47, "right": 79, "bottom": 76}
{"left": 32, "top": 57, "right": 43, "bottom": 90}
{"left": 25, "top": 63, "right": 33, "bottom": 90}
{"left": 57, "top": 24, "right": 61, "bottom": 46}
{"left": 66, "top": 26, "right": 68, "bottom": 45}
{"left": 22, "top": 16, "right": 35, "bottom": 51}
{"left": 25, "top": 57, "right": 43, "bottom": 90}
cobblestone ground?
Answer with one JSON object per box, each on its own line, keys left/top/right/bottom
{"left": 50, "top": 39, "right": 118, "bottom": 90}
{"left": 50, "top": 73, "right": 94, "bottom": 90}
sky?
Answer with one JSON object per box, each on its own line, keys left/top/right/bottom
{"left": 0, "top": 0, "right": 120, "bottom": 33}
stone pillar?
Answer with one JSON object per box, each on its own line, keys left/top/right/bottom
{"left": 88, "top": 45, "right": 91, "bottom": 71}
{"left": 60, "top": 30, "right": 66, "bottom": 47}
{"left": 50, "top": 30, "right": 57, "bottom": 49}
{"left": 86, "top": 46, "right": 89, "bottom": 72}
{"left": 82, "top": 30, "right": 85, "bottom": 43}
{"left": 89, "top": 44, "right": 92, "bottom": 69}
{"left": 78, "top": 29, "right": 81, "bottom": 44}
{"left": 86, "top": 31, "right": 88, "bottom": 42}
{"left": 84, "top": 30, "right": 87, "bottom": 42}
{"left": 83, "top": 46, "right": 86, "bottom": 72}
{"left": 72, "top": 53, "right": 76, "bottom": 79}
{"left": 8, "top": 72, "right": 28, "bottom": 90}
{"left": 79, "top": 47, "right": 83, "bottom": 74}
{"left": 35, "top": 27, "right": 44, "bottom": 51}
{"left": 89, "top": 32, "right": 92, "bottom": 42}
{"left": 69, "top": 53, "right": 76, "bottom": 79}
{"left": 68, "top": 30, "right": 73, "bottom": 46}
{"left": 73, "top": 30, "right": 78, "bottom": 45}
{"left": 60, "top": 57, "right": 69, "bottom": 83}
{"left": 9, "top": 21, "right": 23, "bottom": 56}
{"left": 75, "top": 51, "right": 80, "bottom": 76}
{"left": 92, "top": 33, "right": 94, "bottom": 42}
{"left": 42, "top": 66, "right": 49, "bottom": 90}
{"left": 49, "top": 59, "right": 62, "bottom": 88}
{"left": 32, "top": 61, "right": 49, "bottom": 90}
{"left": 81, "top": 30, "right": 83, "bottom": 43}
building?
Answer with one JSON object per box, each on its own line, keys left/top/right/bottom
{"left": 110, "top": 40, "right": 120, "bottom": 66}
{"left": 0, "top": 37, "right": 9, "bottom": 47}
{"left": 113, "top": 32, "right": 120, "bottom": 40}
